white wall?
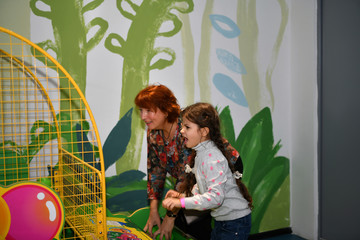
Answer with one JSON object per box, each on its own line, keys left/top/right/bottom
{"left": 290, "top": 1, "right": 318, "bottom": 239}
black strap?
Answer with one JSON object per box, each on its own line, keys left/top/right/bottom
{"left": 234, "top": 155, "right": 244, "bottom": 174}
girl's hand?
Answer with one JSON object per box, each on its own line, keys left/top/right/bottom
{"left": 156, "top": 216, "right": 175, "bottom": 240}
{"left": 165, "top": 189, "right": 183, "bottom": 199}
{"left": 162, "top": 198, "right": 181, "bottom": 211}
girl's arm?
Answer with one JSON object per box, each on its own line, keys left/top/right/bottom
{"left": 162, "top": 197, "right": 181, "bottom": 211}
{"left": 191, "top": 183, "right": 200, "bottom": 196}
{"left": 183, "top": 155, "right": 228, "bottom": 210}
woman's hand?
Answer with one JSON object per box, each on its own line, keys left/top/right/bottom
{"left": 162, "top": 198, "right": 181, "bottom": 211}
{"left": 144, "top": 200, "right": 161, "bottom": 238}
{"left": 155, "top": 215, "right": 175, "bottom": 240}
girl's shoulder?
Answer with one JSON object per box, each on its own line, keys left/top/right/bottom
{"left": 201, "top": 143, "right": 226, "bottom": 160}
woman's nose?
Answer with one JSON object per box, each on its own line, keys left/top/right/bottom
{"left": 140, "top": 111, "right": 147, "bottom": 120}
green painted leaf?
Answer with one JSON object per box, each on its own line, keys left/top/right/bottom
{"left": 237, "top": 107, "right": 274, "bottom": 187}
{"left": 0, "top": 143, "right": 29, "bottom": 186}
{"left": 107, "top": 190, "right": 148, "bottom": 213}
{"left": 106, "top": 170, "right": 146, "bottom": 189}
{"left": 219, "top": 106, "right": 236, "bottom": 144}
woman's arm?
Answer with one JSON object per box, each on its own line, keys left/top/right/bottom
{"left": 223, "top": 138, "right": 240, "bottom": 165}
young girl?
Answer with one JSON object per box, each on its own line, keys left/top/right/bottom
{"left": 162, "top": 102, "right": 253, "bottom": 240}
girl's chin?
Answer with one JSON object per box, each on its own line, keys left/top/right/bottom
{"left": 185, "top": 142, "right": 193, "bottom": 148}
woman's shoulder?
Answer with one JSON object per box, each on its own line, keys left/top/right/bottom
{"left": 148, "top": 129, "right": 163, "bottom": 145}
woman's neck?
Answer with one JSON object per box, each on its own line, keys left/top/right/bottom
{"left": 162, "top": 118, "right": 177, "bottom": 141}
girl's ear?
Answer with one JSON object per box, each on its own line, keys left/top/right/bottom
{"left": 201, "top": 127, "right": 210, "bottom": 138}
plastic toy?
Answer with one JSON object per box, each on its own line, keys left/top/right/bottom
{"left": 0, "top": 27, "right": 107, "bottom": 239}
{"left": 0, "top": 182, "right": 65, "bottom": 240}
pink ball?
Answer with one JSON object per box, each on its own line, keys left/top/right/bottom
{"left": 2, "top": 183, "right": 64, "bottom": 240}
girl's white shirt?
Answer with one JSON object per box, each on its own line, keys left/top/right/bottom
{"left": 183, "top": 140, "right": 251, "bottom": 221}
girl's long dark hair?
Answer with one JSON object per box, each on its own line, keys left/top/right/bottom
{"left": 179, "top": 102, "right": 253, "bottom": 209}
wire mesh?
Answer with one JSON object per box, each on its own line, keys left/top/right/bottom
{"left": 0, "top": 27, "right": 107, "bottom": 239}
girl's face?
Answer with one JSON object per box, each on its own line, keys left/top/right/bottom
{"left": 180, "top": 117, "right": 208, "bottom": 148}
{"left": 139, "top": 107, "right": 167, "bottom": 130}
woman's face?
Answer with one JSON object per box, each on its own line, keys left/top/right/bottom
{"left": 180, "top": 118, "right": 204, "bottom": 148}
{"left": 139, "top": 107, "right": 167, "bottom": 130}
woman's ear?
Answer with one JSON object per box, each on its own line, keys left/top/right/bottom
{"left": 201, "top": 127, "right": 210, "bottom": 138}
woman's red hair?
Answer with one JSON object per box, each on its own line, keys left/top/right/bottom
{"left": 134, "top": 84, "right": 180, "bottom": 123}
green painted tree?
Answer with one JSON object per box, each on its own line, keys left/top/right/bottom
{"left": 104, "top": 0, "right": 194, "bottom": 174}
{"left": 30, "top": 0, "right": 108, "bottom": 121}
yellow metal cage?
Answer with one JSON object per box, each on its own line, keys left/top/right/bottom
{"left": 0, "top": 27, "right": 107, "bottom": 239}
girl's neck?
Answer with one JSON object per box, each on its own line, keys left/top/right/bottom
{"left": 193, "top": 139, "right": 211, "bottom": 150}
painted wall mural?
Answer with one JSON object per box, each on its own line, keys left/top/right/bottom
{"left": 104, "top": 0, "right": 194, "bottom": 174}
{"left": 1, "top": 0, "right": 291, "bottom": 235}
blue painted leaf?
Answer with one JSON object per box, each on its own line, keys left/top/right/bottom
{"left": 216, "top": 48, "right": 247, "bottom": 74}
{"left": 209, "top": 14, "right": 241, "bottom": 38}
{"left": 103, "top": 108, "right": 133, "bottom": 171}
{"left": 213, "top": 73, "right": 248, "bottom": 107}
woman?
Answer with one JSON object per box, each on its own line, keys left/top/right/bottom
{"left": 134, "top": 84, "right": 240, "bottom": 240}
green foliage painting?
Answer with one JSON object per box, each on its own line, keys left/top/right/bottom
{"left": 0, "top": 112, "right": 100, "bottom": 186}
{"left": 210, "top": 0, "right": 290, "bottom": 232}
{"left": 219, "top": 106, "right": 289, "bottom": 233}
